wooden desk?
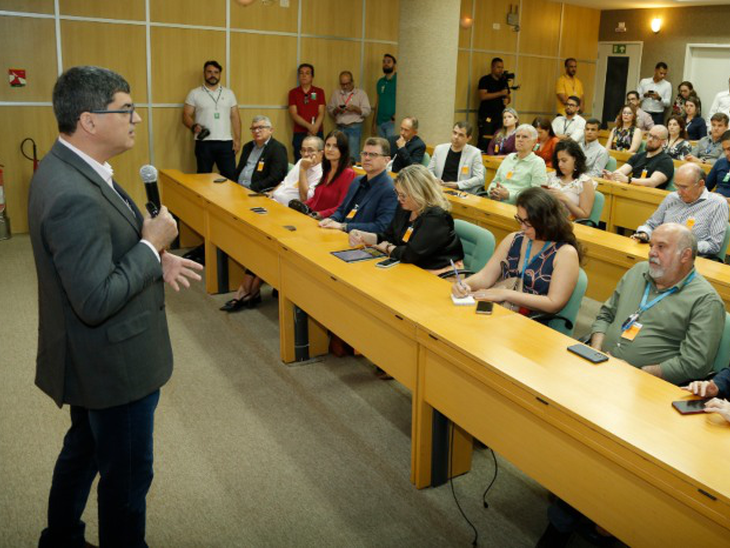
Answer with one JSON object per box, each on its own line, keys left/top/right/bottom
{"left": 413, "top": 301, "right": 730, "bottom": 546}
{"left": 444, "top": 191, "right": 730, "bottom": 307}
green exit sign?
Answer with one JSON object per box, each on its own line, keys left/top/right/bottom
{"left": 613, "top": 45, "right": 627, "bottom": 54}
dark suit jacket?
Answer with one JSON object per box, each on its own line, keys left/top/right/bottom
{"left": 329, "top": 170, "right": 397, "bottom": 233}
{"left": 234, "top": 137, "right": 289, "bottom": 192}
{"left": 28, "top": 140, "right": 173, "bottom": 409}
{"left": 388, "top": 135, "right": 426, "bottom": 173}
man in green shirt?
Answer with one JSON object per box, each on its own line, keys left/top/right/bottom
{"left": 591, "top": 223, "right": 725, "bottom": 385}
{"left": 372, "top": 54, "right": 397, "bottom": 140}
{"left": 487, "top": 124, "right": 547, "bottom": 204}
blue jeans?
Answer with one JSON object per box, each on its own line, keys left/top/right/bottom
{"left": 194, "top": 140, "right": 236, "bottom": 180}
{"left": 377, "top": 120, "right": 396, "bottom": 140}
{"left": 39, "top": 390, "right": 160, "bottom": 548}
{"left": 338, "top": 123, "right": 363, "bottom": 162}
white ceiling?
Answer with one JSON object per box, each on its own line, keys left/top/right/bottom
{"left": 557, "top": 0, "right": 730, "bottom": 9}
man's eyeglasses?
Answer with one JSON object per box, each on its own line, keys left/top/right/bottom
{"left": 90, "top": 106, "right": 136, "bottom": 123}
{"left": 300, "top": 147, "right": 320, "bottom": 154}
{"left": 360, "top": 151, "right": 385, "bottom": 158}
{"left": 514, "top": 214, "right": 532, "bottom": 228}
{"left": 566, "top": 103, "right": 578, "bottom": 108}
{"left": 250, "top": 125, "right": 271, "bottom": 132}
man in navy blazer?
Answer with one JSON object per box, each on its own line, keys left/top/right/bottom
{"left": 319, "top": 136, "right": 397, "bottom": 233}
{"left": 29, "top": 66, "right": 202, "bottom": 548}
{"left": 388, "top": 116, "right": 426, "bottom": 173}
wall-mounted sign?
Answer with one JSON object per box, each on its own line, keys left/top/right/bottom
{"left": 9, "top": 69, "right": 26, "bottom": 87}
{"left": 612, "top": 45, "right": 627, "bottom": 54}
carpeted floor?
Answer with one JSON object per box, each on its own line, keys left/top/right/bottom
{"left": 0, "top": 234, "right": 605, "bottom": 547}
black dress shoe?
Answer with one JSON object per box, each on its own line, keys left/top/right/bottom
{"left": 536, "top": 523, "right": 573, "bottom": 548}
{"left": 220, "top": 298, "right": 241, "bottom": 312}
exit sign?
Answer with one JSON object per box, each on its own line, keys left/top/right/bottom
{"left": 612, "top": 45, "right": 627, "bottom": 54}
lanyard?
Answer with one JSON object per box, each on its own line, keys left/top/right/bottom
{"left": 622, "top": 270, "right": 696, "bottom": 330}
{"left": 520, "top": 239, "right": 551, "bottom": 280}
{"left": 341, "top": 91, "right": 355, "bottom": 106}
{"left": 203, "top": 86, "right": 223, "bottom": 110}
{"left": 563, "top": 118, "right": 573, "bottom": 134}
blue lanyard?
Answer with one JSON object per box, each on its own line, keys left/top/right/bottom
{"left": 521, "top": 238, "right": 551, "bottom": 280}
{"left": 622, "top": 270, "right": 696, "bottom": 330}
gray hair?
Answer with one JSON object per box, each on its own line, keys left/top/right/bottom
{"left": 676, "top": 162, "right": 705, "bottom": 185}
{"left": 251, "top": 115, "right": 272, "bottom": 127}
{"left": 678, "top": 227, "right": 699, "bottom": 260}
{"left": 403, "top": 116, "right": 419, "bottom": 131}
{"left": 302, "top": 135, "right": 324, "bottom": 151}
{"left": 515, "top": 123, "right": 538, "bottom": 140}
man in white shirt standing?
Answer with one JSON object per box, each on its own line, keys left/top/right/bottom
{"left": 637, "top": 62, "right": 672, "bottom": 127}
{"left": 552, "top": 96, "right": 586, "bottom": 143}
{"left": 182, "top": 60, "right": 241, "bottom": 180}
{"left": 707, "top": 77, "right": 730, "bottom": 125}
{"left": 327, "top": 71, "right": 371, "bottom": 163}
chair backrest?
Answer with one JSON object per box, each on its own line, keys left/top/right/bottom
{"left": 605, "top": 155, "right": 617, "bottom": 172}
{"left": 547, "top": 268, "right": 588, "bottom": 337}
{"left": 287, "top": 163, "right": 295, "bottom": 173}
{"left": 453, "top": 219, "right": 495, "bottom": 273}
{"left": 713, "top": 312, "right": 730, "bottom": 373}
{"left": 587, "top": 190, "right": 605, "bottom": 226}
{"left": 421, "top": 151, "right": 431, "bottom": 167}
{"left": 637, "top": 140, "right": 647, "bottom": 154}
{"left": 665, "top": 174, "right": 676, "bottom": 192}
{"left": 714, "top": 223, "right": 730, "bottom": 263}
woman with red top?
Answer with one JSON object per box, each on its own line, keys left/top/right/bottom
{"left": 532, "top": 117, "right": 558, "bottom": 168}
{"left": 299, "top": 130, "right": 356, "bottom": 219}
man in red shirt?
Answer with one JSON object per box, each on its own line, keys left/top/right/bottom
{"left": 288, "top": 63, "right": 325, "bottom": 162}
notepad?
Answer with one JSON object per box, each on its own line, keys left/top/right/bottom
{"left": 451, "top": 294, "right": 476, "bottom": 306}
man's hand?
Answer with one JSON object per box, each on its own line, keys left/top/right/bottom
{"left": 489, "top": 183, "right": 509, "bottom": 201}
{"left": 233, "top": 139, "right": 241, "bottom": 154}
{"left": 682, "top": 380, "right": 720, "bottom": 398}
{"left": 630, "top": 232, "right": 650, "bottom": 243}
{"left": 161, "top": 252, "right": 203, "bottom": 291}
{"left": 704, "top": 398, "right": 730, "bottom": 423}
{"left": 300, "top": 156, "right": 314, "bottom": 171}
{"left": 348, "top": 229, "right": 366, "bottom": 247}
{"left": 396, "top": 136, "right": 406, "bottom": 149}
{"left": 319, "top": 218, "right": 342, "bottom": 230}
{"left": 612, "top": 171, "right": 630, "bottom": 183}
{"left": 641, "top": 365, "right": 663, "bottom": 378}
{"left": 142, "top": 206, "right": 178, "bottom": 252}
{"left": 589, "top": 332, "right": 605, "bottom": 351}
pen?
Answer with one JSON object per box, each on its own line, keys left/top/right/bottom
{"left": 450, "top": 259, "right": 466, "bottom": 289}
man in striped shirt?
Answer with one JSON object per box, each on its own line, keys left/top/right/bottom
{"left": 632, "top": 163, "right": 729, "bottom": 257}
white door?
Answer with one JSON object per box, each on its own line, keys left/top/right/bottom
{"left": 684, "top": 44, "right": 730, "bottom": 122}
{"left": 594, "top": 41, "right": 643, "bottom": 126}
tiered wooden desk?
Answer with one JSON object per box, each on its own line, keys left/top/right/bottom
{"left": 160, "top": 169, "right": 730, "bottom": 547}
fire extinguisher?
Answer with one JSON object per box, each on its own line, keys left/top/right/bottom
{"left": 0, "top": 163, "right": 10, "bottom": 240}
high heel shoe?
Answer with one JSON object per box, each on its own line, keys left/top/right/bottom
{"left": 220, "top": 293, "right": 250, "bottom": 313}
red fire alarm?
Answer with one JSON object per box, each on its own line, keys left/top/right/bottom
{"left": 9, "top": 69, "right": 26, "bottom": 87}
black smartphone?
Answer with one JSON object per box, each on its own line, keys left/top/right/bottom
{"left": 214, "top": 177, "right": 227, "bottom": 183}
{"left": 282, "top": 225, "right": 296, "bottom": 231}
{"left": 250, "top": 207, "right": 268, "bottom": 214}
{"left": 375, "top": 258, "right": 400, "bottom": 268}
{"left": 248, "top": 192, "right": 267, "bottom": 197}
{"left": 475, "top": 301, "right": 493, "bottom": 315}
{"left": 567, "top": 344, "right": 609, "bottom": 364}
{"left": 672, "top": 399, "right": 711, "bottom": 415}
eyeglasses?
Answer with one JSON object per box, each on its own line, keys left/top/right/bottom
{"left": 395, "top": 190, "right": 407, "bottom": 200}
{"left": 300, "top": 147, "right": 320, "bottom": 154}
{"left": 250, "top": 125, "right": 271, "bottom": 132}
{"left": 360, "top": 151, "right": 385, "bottom": 158}
{"left": 90, "top": 106, "right": 136, "bottom": 123}
{"left": 566, "top": 103, "right": 578, "bottom": 108}
{"left": 514, "top": 214, "right": 532, "bottom": 228}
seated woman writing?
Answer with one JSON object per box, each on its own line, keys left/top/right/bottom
{"left": 348, "top": 164, "right": 463, "bottom": 272}
{"left": 451, "top": 187, "right": 581, "bottom": 315}
{"left": 545, "top": 139, "right": 597, "bottom": 220}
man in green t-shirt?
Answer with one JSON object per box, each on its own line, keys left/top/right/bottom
{"left": 372, "top": 54, "right": 397, "bottom": 140}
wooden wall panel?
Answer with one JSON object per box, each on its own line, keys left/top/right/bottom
{"left": 366, "top": 0, "right": 398, "bottom": 42}
{"left": 581, "top": 62, "right": 597, "bottom": 118}
{"left": 150, "top": 0, "right": 225, "bottom": 27}
{"left": 0, "top": 107, "right": 57, "bottom": 234}
{"left": 0, "top": 0, "right": 52, "bottom": 13}
{"left": 301, "top": 0, "right": 361, "bottom": 39}
{"left": 458, "top": 0, "right": 473, "bottom": 50}
{"left": 61, "top": 21, "right": 148, "bottom": 100}
{"left": 150, "top": 27, "right": 225, "bottom": 104}
{"left": 230, "top": 0, "right": 298, "bottom": 33}
{"left": 153, "top": 108, "right": 197, "bottom": 175}
{"left": 231, "top": 33, "right": 297, "bottom": 106}
{"left": 239, "top": 108, "right": 293, "bottom": 161}
{"left": 455, "top": 50, "right": 470, "bottom": 112}
{"left": 470, "top": 52, "right": 516, "bottom": 112}
{"left": 59, "top": 0, "right": 145, "bottom": 20}
{"left": 472, "top": 0, "right": 517, "bottom": 53}
{"left": 561, "top": 4, "right": 600, "bottom": 61}
{"left": 0, "top": 16, "right": 57, "bottom": 102}
{"left": 519, "top": 0, "right": 561, "bottom": 57}
{"left": 514, "top": 56, "right": 558, "bottom": 115}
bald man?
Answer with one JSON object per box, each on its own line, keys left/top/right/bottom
{"left": 602, "top": 125, "right": 674, "bottom": 189}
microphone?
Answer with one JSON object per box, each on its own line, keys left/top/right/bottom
{"left": 139, "top": 165, "right": 160, "bottom": 217}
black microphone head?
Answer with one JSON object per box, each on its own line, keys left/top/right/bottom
{"left": 140, "top": 165, "right": 158, "bottom": 184}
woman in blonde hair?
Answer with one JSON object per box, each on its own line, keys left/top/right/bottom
{"left": 349, "top": 164, "right": 463, "bottom": 270}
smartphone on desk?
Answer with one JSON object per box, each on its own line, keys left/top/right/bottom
{"left": 376, "top": 257, "right": 400, "bottom": 268}
{"left": 567, "top": 344, "right": 608, "bottom": 364}
{"left": 672, "top": 399, "right": 710, "bottom": 415}
{"left": 475, "top": 301, "right": 493, "bottom": 315}
{"left": 250, "top": 207, "right": 268, "bottom": 214}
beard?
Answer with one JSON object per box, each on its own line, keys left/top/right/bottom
{"left": 383, "top": 66, "right": 394, "bottom": 74}
{"left": 206, "top": 77, "right": 219, "bottom": 86}
{"left": 648, "top": 258, "right": 665, "bottom": 279}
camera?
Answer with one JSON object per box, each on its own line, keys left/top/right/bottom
{"left": 501, "top": 71, "right": 520, "bottom": 91}
{"left": 196, "top": 126, "right": 211, "bottom": 141}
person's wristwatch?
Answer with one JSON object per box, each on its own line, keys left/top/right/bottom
{"left": 627, "top": 175, "right": 633, "bottom": 184}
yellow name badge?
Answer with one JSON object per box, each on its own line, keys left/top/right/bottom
{"left": 686, "top": 217, "right": 696, "bottom": 229}
{"left": 641, "top": 169, "right": 648, "bottom": 179}
{"left": 461, "top": 165, "right": 469, "bottom": 175}
{"left": 621, "top": 322, "right": 642, "bottom": 341}
{"left": 402, "top": 226, "right": 414, "bottom": 243}
{"left": 257, "top": 161, "right": 265, "bottom": 172}
{"left": 346, "top": 206, "right": 358, "bottom": 220}
{"left": 506, "top": 171, "right": 514, "bottom": 180}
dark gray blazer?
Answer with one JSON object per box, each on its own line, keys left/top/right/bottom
{"left": 28, "top": 140, "right": 173, "bottom": 409}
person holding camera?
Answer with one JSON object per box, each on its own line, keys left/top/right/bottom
{"left": 477, "top": 57, "right": 511, "bottom": 152}
{"left": 327, "top": 71, "right": 371, "bottom": 163}
{"left": 555, "top": 58, "right": 584, "bottom": 115}
{"left": 182, "top": 60, "right": 241, "bottom": 181}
